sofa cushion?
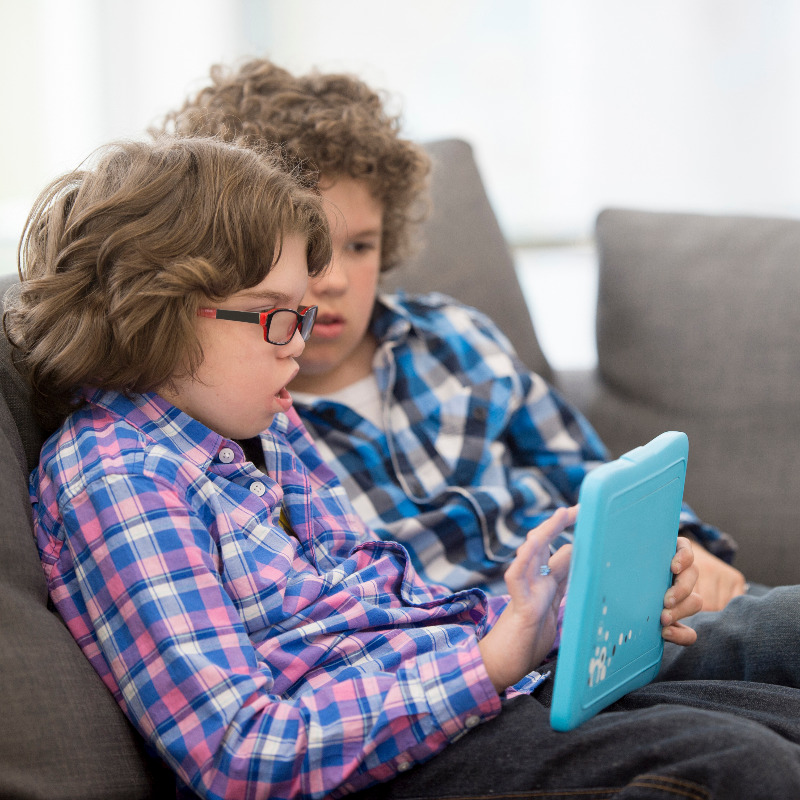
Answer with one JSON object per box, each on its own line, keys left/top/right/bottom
{"left": 595, "top": 209, "right": 800, "bottom": 415}
{"left": 1, "top": 275, "right": 48, "bottom": 473}
{"left": 587, "top": 208, "right": 800, "bottom": 587}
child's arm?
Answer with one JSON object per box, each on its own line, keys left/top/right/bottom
{"left": 478, "top": 507, "right": 576, "bottom": 693}
{"left": 55, "top": 472, "right": 501, "bottom": 800}
{"left": 461, "top": 301, "right": 736, "bottom": 575}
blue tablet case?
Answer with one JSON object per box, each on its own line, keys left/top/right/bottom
{"left": 549, "top": 431, "right": 688, "bottom": 732}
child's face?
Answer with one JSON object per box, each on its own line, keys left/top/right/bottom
{"left": 289, "top": 177, "right": 383, "bottom": 394}
{"left": 160, "top": 234, "right": 310, "bottom": 440}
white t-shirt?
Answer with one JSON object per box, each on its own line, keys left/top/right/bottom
{"left": 292, "top": 374, "right": 384, "bottom": 429}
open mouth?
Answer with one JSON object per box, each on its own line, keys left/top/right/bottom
{"left": 274, "top": 385, "right": 293, "bottom": 412}
{"left": 274, "top": 367, "right": 299, "bottom": 412}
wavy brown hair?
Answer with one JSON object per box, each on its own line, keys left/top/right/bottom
{"left": 160, "top": 59, "right": 430, "bottom": 271}
{"left": 5, "top": 135, "right": 331, "bottom": 431}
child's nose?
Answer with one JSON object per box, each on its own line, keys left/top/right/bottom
{"left": 281, "top": 327, "right": 306, "bottom": 358}
{"left": 311, "top": 251, "right": 348, "bottom": 295}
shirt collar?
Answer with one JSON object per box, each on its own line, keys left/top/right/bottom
{"left": 371, "top": 292, "right": 416, "bottom": 343}
{"left": 81, "top": 387, "right": 226, "bottom": 470}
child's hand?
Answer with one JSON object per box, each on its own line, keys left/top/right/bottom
{"left": 691, "top": 543, "right": 747, "bottom": 611}
{"left": 478, "top": 506, "right": 577, "bottom": 694}
{"left": 660, "top": 536, "right": 703, "bottom": 646}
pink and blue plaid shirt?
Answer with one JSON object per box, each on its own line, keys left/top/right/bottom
{"left": 31, "top": 389, "right": 514, "bottom": 800}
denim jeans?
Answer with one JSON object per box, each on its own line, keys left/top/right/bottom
{"left": 658, "top": 584, "right": 800, "bottom": 686}
{"left": 348, "top": 586, "right": 800, "bottom": 799}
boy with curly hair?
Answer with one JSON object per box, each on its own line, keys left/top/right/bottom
{"left": 164, "top": 58, "right": 746, "bottom": 609}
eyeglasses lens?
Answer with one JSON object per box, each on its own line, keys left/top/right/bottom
{"left": 299, "top": 306, "right": 317, "bottom": 340}
{"left": 267, "top": 311, "right": 298, "bottom": 345}
{"left": 266, "top": 307, "right": 317, "bottom": 345}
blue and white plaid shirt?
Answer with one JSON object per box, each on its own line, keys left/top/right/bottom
{"left": 295, "top": 293, "right": 734, "bottom": 594}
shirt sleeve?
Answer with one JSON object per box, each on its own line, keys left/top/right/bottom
{"left": 507, "top": 373, "right": 609, "bottom": 499}
{"left": 462, "top": 304, "right": 607, "bottom": 550}
{"left": 677, "top": 505, "right": 738, "bottom": 563}
{"left": 464, "top": 304, "right": 735, "bottom": 560}
{"left": 60, "top": 471, "right": 501, "bottom": 800}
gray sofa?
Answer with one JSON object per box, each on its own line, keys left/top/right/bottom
{"left": 2, "top": 138, "right": 798, "bottom": 797}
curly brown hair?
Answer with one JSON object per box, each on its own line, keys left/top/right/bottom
{"left": 5, "top": 135, "right": 331, "bottom": 431}
{"left": 159, "top": 59, "right": 431, "bottom": 271}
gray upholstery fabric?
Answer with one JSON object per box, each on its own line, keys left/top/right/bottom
{"left": 566, "top": 208, "right": 800, "bottom": 587}
{"left": 0, "top": 278, "right": 172, "bottom": 798}
{"left": 0, "top": 276, "right": 47, "bottom": 472}
{"left": 383, "top": 138, "right": 553, "bottom": 383}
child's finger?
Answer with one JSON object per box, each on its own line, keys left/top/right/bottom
{"left": 524, "top": 541, "right": 572, "bottom": 593}
{"left": 662, "top": 621, "right": 698, "bottom": 647}
{"left": 547, "top": 543, "right": 572, "bottom": 587}
{"left": 662, "top": 588, "right": 703, "bottom": 627}
{"left": 525, "top": 506, "right": 578, "bottom": 547}
{"left": 665, "top": 562, "right": 699, "bottom": 611}
{"left": 508, "top": 507, "right": 578, "bottom": 587}
{"left": 671, "top": 536, "right": 694, "bottom": 575}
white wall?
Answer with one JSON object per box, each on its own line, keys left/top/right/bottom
{"left": 4, "top": 1, "right": 800, "bottom": 248}
{"left": 0, "top": 1, "right": 250, "bottom": 255}
{"left": 2, "top": 1, "right": 799, "bottom": 366}
{"left": 256, "top": 1, "right": 800, "bottom": 242}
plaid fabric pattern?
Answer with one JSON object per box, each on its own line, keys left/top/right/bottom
{"left": 296, "top": 293, "right": 733, "bottom": 594}
{"left": 32, "top": 389, "right": 507, "bottom": 800}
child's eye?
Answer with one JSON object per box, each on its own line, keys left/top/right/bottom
{"left": 347, "top": 241, "right": 377, "bottom": 255}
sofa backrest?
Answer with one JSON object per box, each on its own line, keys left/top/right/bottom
{"left": 382, "top": 138, "right": 553, "bottom": 383}
{"left": 588, "top": 207, "right": 800, "bottom": 587}
{"left": 1, "top": 275, "right": 48, "bottom": 472}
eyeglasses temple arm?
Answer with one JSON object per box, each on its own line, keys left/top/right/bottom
{"left": 197, "top": 308, "right": 262, "bottom": 325}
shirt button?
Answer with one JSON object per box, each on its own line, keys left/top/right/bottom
{"left": 218, "top": 447, "right": 235, "bottom": 464}
{"left": 249, "top": 481, "right": 266, "bottom": 496}
{"left": 464, "top": 715, "right": 480, "bottom": 728}
{"left": 397, "top": 761, "right": 412, "bottom": 773}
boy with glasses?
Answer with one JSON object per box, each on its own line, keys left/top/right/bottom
{"left": 7, "top": 135, "right": 601, "bottom": 797}
{"left": 10, "top": 129, "right": 800, "bottom": 800}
